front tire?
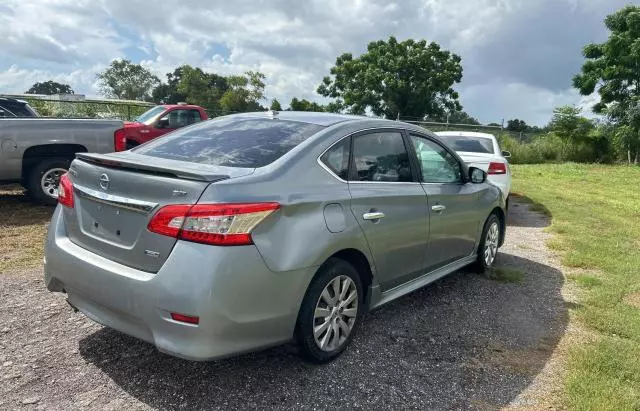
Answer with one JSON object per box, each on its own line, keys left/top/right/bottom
{"left": 27, "top": 158, "right": 71, "bottom": 206}
{"left": 475, "top": 214, "right": 501, "bottom": 271}
{"left": 297, "top": 258, "right": 364, "bottom": 363}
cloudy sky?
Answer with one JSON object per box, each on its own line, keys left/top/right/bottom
{"left": 0, "top": 0, "right": 628, "bottom": 125}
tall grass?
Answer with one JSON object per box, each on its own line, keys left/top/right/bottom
{"left": 498, "top": 133, "right": 611, "bottom": 164}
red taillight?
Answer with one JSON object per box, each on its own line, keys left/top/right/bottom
{"left": 148, "top": 202, "right": 280, "bottom": 246}
{"left": 170, "top": 312, "right": 199, "bottom": 324}
{"left": 58, "top": 173, "right": 74, "bottom": 208}
{"left": 114, "top": 128, "right": 127, "bottom": 152}
{"left": 487, "top": 162, "right": 507, "bottom": 175}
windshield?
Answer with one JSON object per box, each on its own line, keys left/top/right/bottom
{"left": 134, "top": 106, "right": 166, "bottom": 124}
{"left": 134, "top": 117, "right": 324, "bottom": 168}
{"left": 440, "top": 135, "right": 494, "bottom": 154}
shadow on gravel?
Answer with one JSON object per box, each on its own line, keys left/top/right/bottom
{"left": 507, "top": 194, "right": 551, "bottom": 228}
{"left": 79, "top": 254, "right": 567, "bottom": 409}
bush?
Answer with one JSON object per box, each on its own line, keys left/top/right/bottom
{"left": 497, "top": 132, "right": 612, "bottom": 164}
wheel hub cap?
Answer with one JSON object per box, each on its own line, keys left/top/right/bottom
{"left": 40, "top": 168, "right": 67, "bottom": 199}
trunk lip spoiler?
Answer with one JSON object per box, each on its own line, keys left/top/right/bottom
{"left": 75, "top": 152, "right": 237, "bottom": 182}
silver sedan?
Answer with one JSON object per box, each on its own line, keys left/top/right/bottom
{"left": 44, "top": 111, "right": 506, "bottom": 363}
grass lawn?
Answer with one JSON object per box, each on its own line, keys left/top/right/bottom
{"left": 512, "top": 164, "right": 640, "bottom": 410}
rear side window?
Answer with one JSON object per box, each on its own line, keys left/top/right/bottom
{"left": 351, "top": 131, "right": 414, "bottom": 182}
{"left": 135, "top": 118, "right": 324, "bottom": 168}
{"left": 440, "top": 136, "right": 494, "bottom": 154}
{"left": 320, "top": 138, "right": 350, "bottom": 180}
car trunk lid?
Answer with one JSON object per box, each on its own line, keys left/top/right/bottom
{"left": 456, "top": 152, "right": 493, "bottom": 172}
{"left": 62, "top": 153, "right": 254, "bottom": 272}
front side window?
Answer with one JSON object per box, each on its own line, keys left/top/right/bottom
{"left": 351, "top": 131, "right": 413, "bottom": 182}
{"left": 134, "top": 118, "right": 324, "bottom": 168}
{"left": 410, "top": 134, "right": 462, "bottom": 183}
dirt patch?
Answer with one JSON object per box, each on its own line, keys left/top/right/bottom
{"left": 623, "top": 292, "right": 640, "bottom": 309}
{"left": 0, "top": 185, "right": 53, "bottom": 274}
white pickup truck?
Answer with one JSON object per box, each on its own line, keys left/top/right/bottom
{"left": 0, "top": 98, "right": 124, "bottom": 205}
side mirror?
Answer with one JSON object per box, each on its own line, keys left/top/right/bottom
{"left": 469, "top": 167, "right": 486, "bottom": 184}
{"left": 501, "top": 150, "right": 512, "bottom": 159}
{"left": 156, "top": 116, "right": 169, "bottom": 128}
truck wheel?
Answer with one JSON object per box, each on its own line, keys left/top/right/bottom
{"left": 126, "top": 140, "right": 139, "bottom": 150}
{"left": 27, "top": 158, "right": 71, "bottom": 206}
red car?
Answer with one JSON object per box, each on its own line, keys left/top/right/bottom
{"left": 114, "top": 103, "right": 208, "bottom": 151}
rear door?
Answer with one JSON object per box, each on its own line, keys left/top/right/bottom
{"left": 408, "top": 133, "right": 485, "bottom": 270}
{"left": 347, "top": 129, "right": 429, "bottom": 290}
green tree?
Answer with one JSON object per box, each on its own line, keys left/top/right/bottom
{"left": 289, "top": 97, "right": 325, "bottom": 112}
{"left": 573, "top": 5, "right": 640, "bottom": 162}
{"left": 219, "top": 72, "right": 266, "bottom": 113}
{"left": 573, "top": 6, "right": 640, "bottom": 119}
{"left": 152, "top": 66, "right": 188, "bottom": 104}
{"left": 446, "top": 110, "right": 480, "bottom": 125}
{"left": 270, "top": 98, "right": 282, "bottom": 111}
{"left": 318, "top": 36, "right": 462, "bottom": 119}
{"left": 175, "top": 65, "right": 228, "bottom": 110}
{"left": 507, "top": 119, "right": 529, "bottom": 132}
{"left": 97, "top": 59, "right": 159, "bottom": 101}
{"left": 25, "top": 80, "right": 74, "bottom": 95}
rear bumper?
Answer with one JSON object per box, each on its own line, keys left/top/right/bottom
{"left": 44, "top": 206, "right": 317, "bottom": 361}
{"left": 487, "top": 174, "right": 511, "bottom": 198}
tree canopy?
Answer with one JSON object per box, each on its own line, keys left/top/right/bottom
{"left": 573, "top": 5, "right": 640, "bottom": 120}
{"left": 270, "top": 99, "right": 282, "bottom": 111}
{"left": 25, "top": 81, "right": 74, "bottom": 95}
{"left": 548, "top": 106, "right": 594, "bottom": 144}
{"left": 507, "top": 119, "right": 528, "bottom": 132}
{"left": 97, "top": 59, "right": 159, "bottom": 101}
{"left": 289, "top": 97, "right": 325, "bottom": 112}
{"left": 317, "top": 36, "right": 463, "bottom": 120}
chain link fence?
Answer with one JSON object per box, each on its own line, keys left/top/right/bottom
{"left": 15, "top": 97, "right": 156, "bottom": 121}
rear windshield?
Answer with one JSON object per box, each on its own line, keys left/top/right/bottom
{"left": 440, "top": 135, "right": 494, "bottom": 154}
{"left": 134, "top": 118, "right": 324, "bottom": 168}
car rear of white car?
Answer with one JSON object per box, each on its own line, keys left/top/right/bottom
{"left": 435, "top": 131, "right": 511, "bottom": 201}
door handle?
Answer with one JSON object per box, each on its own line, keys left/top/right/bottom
{"left": 431, "top": 204, "right": 446, "bottom": 212}
{"left": 363, "top": 211, "right": 385, "bottom": 221}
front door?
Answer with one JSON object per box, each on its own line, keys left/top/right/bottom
{"left": 408, "top": 133, "right": 484, "bottom": 270}
{"left": 347, "top": 130, "right": 430, "bottom": 291}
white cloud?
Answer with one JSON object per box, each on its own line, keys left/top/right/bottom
{"left": 0, "top": 0, "right": 630, "bottom": 123}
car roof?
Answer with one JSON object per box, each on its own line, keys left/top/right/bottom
{"left": 224, "top": 111, "right": 396, "bottom": 127}
{"left": 0, "top": 97, "right": 28, "bottom": 105}
{"left": 435, "top": 131, "right": 497, "bottom": 139}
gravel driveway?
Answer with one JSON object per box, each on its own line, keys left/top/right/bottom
{"left": 0, "top": 197, "right": 567, "bottom": 410}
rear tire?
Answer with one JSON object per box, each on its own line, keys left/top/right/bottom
{"left": 27, "top": 158, "right": 70, "bottom": 206}
{"left": 126, "top": 140, "right": 139, "bottom": 150}
{"left": 475, "top": 214, "right": 501, "bottom": 272}
{"left": 297, "top": 258, "right": 364, "bottom": 363}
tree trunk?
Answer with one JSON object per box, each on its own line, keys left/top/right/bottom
{"left": 628, "top": 149, "right": 632, "bottom": 164}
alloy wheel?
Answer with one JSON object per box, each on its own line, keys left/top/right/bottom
{"left": 484, "top": 222, "right": 500, "bottom": 266}
{"left": 313, "top": 275, "right": 358, "bottom": 352}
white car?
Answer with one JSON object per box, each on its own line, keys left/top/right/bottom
{"left": 436, "top": 131, "right": 512, "bottom": 206}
